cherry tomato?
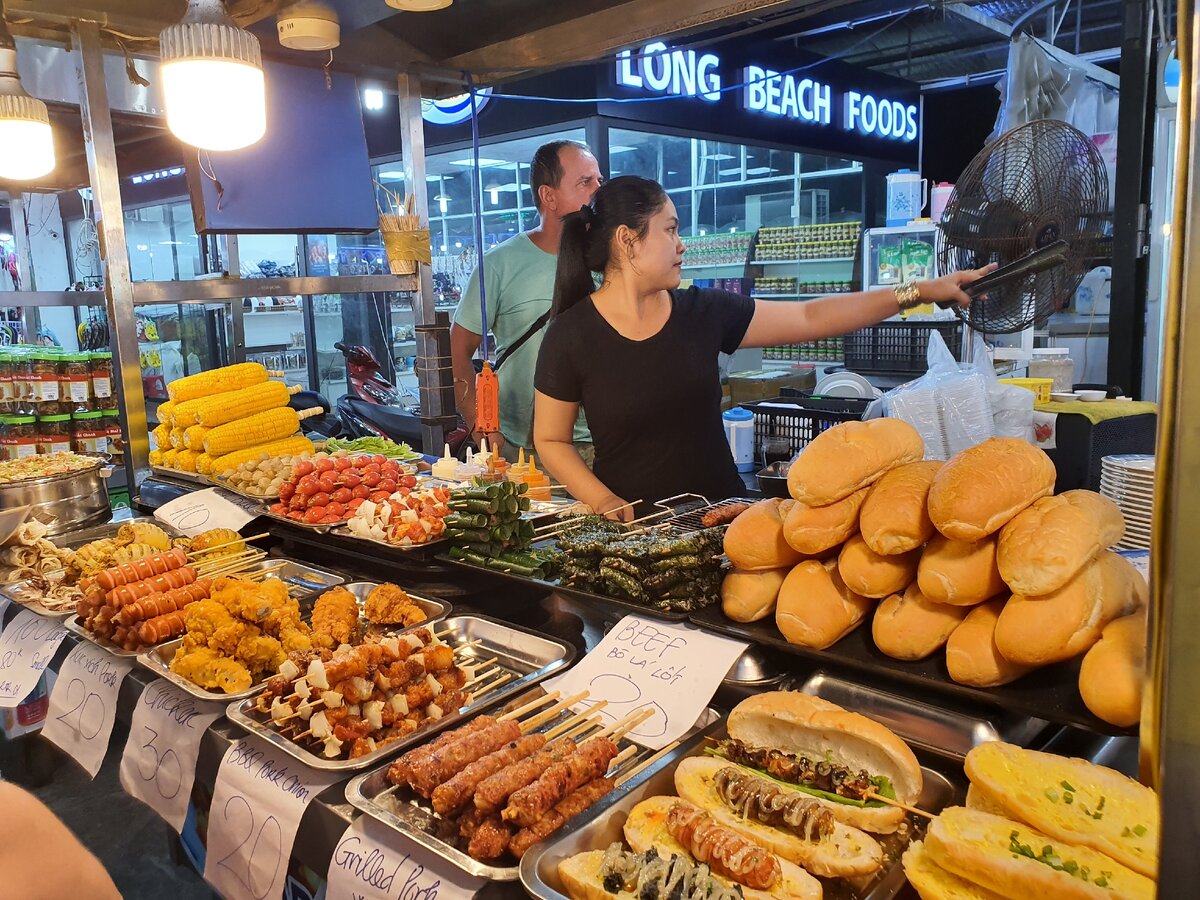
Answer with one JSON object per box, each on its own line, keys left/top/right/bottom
{"left": 296, "top": 477, "right": 319, "bottom": 497}
{"left": 331, "top": 487, "right": 352, "bottom": 503}
{"left": 321, "top": 513, "right": 342, "bottom": 524}
{"left": 315, "top": 458, "right": 335, "bottom": 472}
{"left": 334, "top": 457, "right": 353, "bottom": 471}
{"left": 362, "top": 472, "right": 382, "bottom": 488}
{"left": 288, "top": 511, "right": 305, "bottom": 521}
{"left": 341, "top": 473, "right": 361, "bottom": 489}
{"left": 399, "top": 474, "right": 417, "bottom": 489}
{"left": 310, "top": 492, "right": 331, "bottom": 507}
{"left": 347, "top": 497, "right": 365, "bottom": 511}
{"left": 378, "top": 478, "right": 397, "bottom": 494}
{"left": 371, "top": 454, "right": 388, "bottom": 466}
{"left": 369, "top": 490, "right": 390, "bottom": 502}
{"left": 318, "top": 475, "right": 338, "bottom": 494}
{"left": 362, "top": 462, "right": 382, "bottom": 475}
{"left": 289, "top": 496, "right": 306, "bottom": 511}
{"left": 381, "top": 461, "right": 401, "bottom": 476}
{"left": 269, "top": 502, "right": 285, "bottom": 514}
{"left": 303, "top": 507, "right": 325, "bottom": 523}
{"left": 278, "top": 482, "right": 295, "bottom": 501}
{"left": 351, "top": 484, "right": 371, "bottom": 499}
{"left": 293, "top": 460, "right": 315, "bottom": 478}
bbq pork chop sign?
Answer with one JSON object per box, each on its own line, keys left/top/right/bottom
{"left": 607, "top": 39, "right": 920, "bottom": 162}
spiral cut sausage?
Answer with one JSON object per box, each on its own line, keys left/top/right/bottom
{"left": 114, "top": 580, "right": 211, "bottom": 626}
{"left": 502, "top": 736, "right": 618, "bottom": 827}
{"left": 137, "top": 610, "right": 189, "bottom": 645}
{"left": 713, "top": 766, "right": 835, "bottom": 842}
{"left": 106, "top": 566, "right": 198, "bottom": 607}
{"left": 665, "top": 801, "right": 780, "bottom": 890}
{"left": 96, "top": 547, "right": 188, "bottom": 591}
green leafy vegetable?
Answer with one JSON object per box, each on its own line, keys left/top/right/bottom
{"left": 323, "top": 436, "right": 421, "bottom": 459}
{"left": 702, "top": 748, "right": 896, "bottom": 808}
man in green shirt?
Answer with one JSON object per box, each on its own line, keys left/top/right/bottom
{"left": 450, "top": 140, "right": 601, "bottom": 463}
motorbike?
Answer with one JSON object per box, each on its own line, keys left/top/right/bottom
{"left": 314, "top": 341, "right": 469, "bottom": 455}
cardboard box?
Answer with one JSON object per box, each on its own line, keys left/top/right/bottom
{"left": 728, "top": 369, "right": 816, "bottom": 405}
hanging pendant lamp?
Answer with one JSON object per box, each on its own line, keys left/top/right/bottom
{"left": 160, "top": 0, "right": 267, "bottom": 151}
{"left": 0, "top": 1, "right": 54, "bottom": 181}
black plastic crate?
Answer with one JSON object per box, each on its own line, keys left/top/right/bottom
{"left": 741, "top": 395, "right": 871, "bottom": 461}
{"left": 843, "top": 320, "right": 964, "bottom": 374}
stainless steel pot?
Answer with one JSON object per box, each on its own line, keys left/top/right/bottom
{"left": 0, "top": 458, "right": 113, "bottom": 536}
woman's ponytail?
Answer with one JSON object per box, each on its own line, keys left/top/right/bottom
{"left": 551, "top": 176, "right": 668, "bottom": 318}
{"left": 552, "top": 207, "right": 596, "bottom": 317}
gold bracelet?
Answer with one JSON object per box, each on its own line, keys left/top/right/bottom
{"left": 894, "top": 280, "right": 923, "bottom": 311}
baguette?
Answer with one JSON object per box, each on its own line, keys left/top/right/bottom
{"left": 673, "top": 757, "right": 884, "bottom": 877}
{"left": 964, "top": 742, "right": 1159, "bottom": 879}
{"left": 775, "top": 559, "right": 873, "bottom": 650}
{"left": 998, "top": 491, "right": 1125, "bottom": 596}
{"left": 902, "top": 840, "right": 1008, "bottom": 900}
{"left": 724, "top": 499, "right": 805, "bottom": 572}
{"left": 945, "top": 597, "right": 1034, "bottom": 687}
{"left": 994, "top": 551, "right": 1147, "bottom": 666}
{"left": 925, "top": 807, "right": 1155, "bottom": 900}
{"left": 722, "top": 568, "right": 789, "bottom": 623}
{"left": 927, "top": 438, "right": 1056, "bottom": 541}
{"left": 787, "top": 418, "right": 925, "bottom": 507}
{"left": 1078, "top": 610, "right": 1146, "bottom": 728}
{"left": 859, "top": 461, "right": 944, "bottom": 555}
{"left": 917, "top": 533, "right": 1006, "bottom": 606}
{"left": 782, "top": 486, "right": 869, "bottom": 555}
{"left": 872, "top": 583, "right": 969, "bottom": 661}
{"left": 837, "top": 533, "right": 920, "bottom": 599}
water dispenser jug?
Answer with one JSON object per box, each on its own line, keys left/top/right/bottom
{"left": 886, "top": 169, "right": 928, "bottom": 226}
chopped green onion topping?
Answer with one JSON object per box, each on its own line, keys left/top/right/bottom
{"left": 1133, "top": 824, "right": 1147, "bottom": 837}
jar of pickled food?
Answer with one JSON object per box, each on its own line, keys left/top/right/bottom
{"left": 101, "top": 409, "right": 123, "bottom": 460}
{"left": 30, "top": 351, "right": 61, "bottom": 411}
{"left": 95, "top": 391, "right": 118, "bottom": 411}
{"left": 37, "top": 414, "right": 72, "bottom": 455}
{"left": 71, "top": 410, "right": 108, "bottom": 455}
{"left": 0, "top": 351, "right": 13, "bottom": 413}
{"left": 90, "top": 351, "right": 113, "bottom": 399}
{"left": 11, "top": 350, "right": 34, "bottom": 413}
{"left": 1, "top": 414, "right": 39, "bottom": 459}
{"left": 60, "top": 353, "right": 91, "bottom": 408}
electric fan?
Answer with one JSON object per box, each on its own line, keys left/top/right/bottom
{"left": 938, "top": 118, "right": 1110, "bottom": 334}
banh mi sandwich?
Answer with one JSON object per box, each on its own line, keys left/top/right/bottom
{"left": 963, "top": 742, "right": 1159, "bottom": 879}
{"left": 673, "top": 757, "right": 883, "bottom": 877}
{"left": 715, "top": 692, "right": 923, "bottom": 834}
{"left": 559, "top": 845, "right": 756, "bottom": 900}
{"left": 901, "top": 840, "right": 1008, "bottom": 900}
{"left": 924, "top": 807, "right": 1156, "bottom": 900}
{"left": 621, "top": 796, "right": 823, "bottom": 900}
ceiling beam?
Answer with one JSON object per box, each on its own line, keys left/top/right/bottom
{"left": 944, "top": 2, "right": 1012, "bottom": 37}
{"left": 444, "top": 0, "right": 799, "bottom": 82}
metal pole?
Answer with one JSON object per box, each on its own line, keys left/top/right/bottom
{"left": 1150, "top": 0, "right": 1200, "bottom": 879}
{"left": 397, "top": 70, "right": 448, "bottom": 452}
{"left": 72, "top": 20, "right": 149, "bottom": 491}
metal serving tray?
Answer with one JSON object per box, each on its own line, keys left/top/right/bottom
{"left": 64, "top": 613, "right": 144, "bottom": 658}
{"left": 149, "top": 464, "right": 212, "bottom": 487}
{"left": 137, "top": 636, "right": 262, "bottom": 702}
{"left": 346, "top": 706, "right": 722, "bottom": 881}
{"left": 58, "top": 515, "right": 184, "bottom": 548}
{"left": 259, "top": 508, "right": 347, "bottom": 533}
{"left": 520, "top": 719, "right": 964, "bottom": 900}
{"left": 209, "top": 473, "right": 278, "bottom": 503}
{"left": 340, "top": 582, "right": 451, "bottom": 629}
{"left": 0, "top": 575, "right": 75, "bottom": 619}
{"left": 245, "top": 557, "right": 344, "bottom": 594}
{"left": 226, "top": 614, "right": 575, "bottom": 772}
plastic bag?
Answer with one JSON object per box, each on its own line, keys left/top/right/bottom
{"left": 883, "top": 331, "right": 995, "bottom": 460}
{"left": 968, "top": 332, "right": 1035, "bottom": 443}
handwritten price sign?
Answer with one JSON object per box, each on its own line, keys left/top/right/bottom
{"left": 545, "top": 616, "right": 747, "bottom": 750}
{"left": 326, "top": 815, "right": 485, "bottom": 900}
{"left": 42, "top": 642, "right": 133, "bottom": 777}
{"left": 155, "top": 487, "right": 255, "bottom": 537}
{"left": 0, "top": 608, "right": 68, "bottom": 708}
{"left": 119, "top": 680, "right": 224, "bottom": 832}
{"left": 204, "top": 734, "right": 338, "bottom": 900}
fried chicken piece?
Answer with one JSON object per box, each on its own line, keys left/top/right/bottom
{"left": 170, "top": 646, "right": 253, "bottom": 693}
{"left": 182, "top": 599, "right": 238, "bottom": 648}
{"left": 364, "top": 583, "right": 428, "bottom": 627}
{"left": 280, "top": 626, "right": 314, "bottom": 655}
{"left": 312, "top": 587, "right": 362, "bottom": 649}
{"left": 236, "top": 632, "right": 284, "bottom": 674}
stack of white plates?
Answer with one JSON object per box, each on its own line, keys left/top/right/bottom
{"left": 1100, "top": 454, "right": 1155, "bottom": 550}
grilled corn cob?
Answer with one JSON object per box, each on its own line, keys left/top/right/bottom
{"left": 169, "top": 426, "right": 187, "bottom": 450}
{"left": 157, "top": 400, "right": 176, "bottom": 426}
{"left": 208, "top": 436, "right": 315, "bottom": 474}
{"left": 184, "top": 424, "right": 211, "bottom": 451}
{"left": 176, "top": 449, "right": 201, "bottom": 472}
{"left": 202, "top": 406, "right": 323, "bottom": 457}
{"left": 149, "top": 448, "right": 164, "bottom": 466}
{"left": 162, "top": 448, "right": 179, "bottom": 468}
{"left": 151, "top": 423, "right": 171, "bottom": 450}
{"left": 174, "top": 382, "right": 302, "bottom": 428}
{"left": 196, "top": 453, "right": 215, "bottom": 475}
{"left": 166, "top": 362, "right": 274, "bottom": 404}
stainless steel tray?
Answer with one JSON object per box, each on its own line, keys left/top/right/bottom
{"left": 346, "top": 707, "right": 721, "bottom": 881}
{"left": 63, "top": 613, "right": 145, "bottom": 658}
{"left": 0, "top": 576, "right": 75, "bottom": 620}
{"left": 340, "top": 581, "right": 451, "bottom": 628}
{"left": 520, "top": 719, "right": 964, "bottom": 900}
{"left": 245, "top": 557, "right": 345, "bottom": 594}
{"left": 149, "top": 464, "right": 212, "bottom": 487}
{"left": 226, "top": 614, "right": 576, "bottom": 772}
{"left": 137, "top": 636, "right": 263, "bottom": 701}
{"left": 259, "top": 508, "right": 347, "bottom": 533}
{"left": 57, "top": 515, "right": 184, "bottom": 548}
{"left": 209, "top": 474, "right": 278, "bottom": 502}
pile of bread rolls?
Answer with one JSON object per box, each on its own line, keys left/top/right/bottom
{"left": 721, "top": 420, "right": 1147, "bottom": 728}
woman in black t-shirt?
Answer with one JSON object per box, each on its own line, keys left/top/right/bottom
{"left": 534, "top": 176, "right": 993, "bottom": 520}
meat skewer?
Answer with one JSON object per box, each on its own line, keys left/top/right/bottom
{"left": 113, "top": 581, "right": 211, "bottom": 625}
{"left": 507, "top": 776, "right": 619, "bottom": 858}
{"left": 502, "top": 736, "right": 620, "bottom": 827}
{"left": 431, "top": 733, "right": 547, "bottom": 815}
{"left": 95, "top": 548, "right": 189, "bottom": 590}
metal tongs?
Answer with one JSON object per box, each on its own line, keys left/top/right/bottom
{"left": 936, "top": 239, "right": 1070, "bottom": 308}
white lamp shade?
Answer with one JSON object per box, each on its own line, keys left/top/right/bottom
{"left": 162, "top": 58, "right": 266, "bottom": 151}
{"left": 0, "top": 116, "right": 54, "bottom": 180}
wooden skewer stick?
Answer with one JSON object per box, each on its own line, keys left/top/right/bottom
{"left": 608, "top": 745, "right": 638, "bottom": 771}
{"left": 469, "top": 672, "right": 512, "bottom": 699}
{"left": 599, "top": 707, "right": 657, "bottom": 742}
{"left": 554, "top": 711, "right": 605, "bottom": 742}
{"left": 624, "top": 508, "right": 674, "bottom": 527}
{"left": 293, "top": 729, "right": 313, "bottom": 740}
{"left": 451, "top": 639, "right": 483, "bottom": 656}
{"left": 616, "top": 740, "right": 682, "bottom": 787}
{"left": 463, "top": 666, "right": 503, "bottom": 691}
{"left": 591, "top": 706, "right": 652, "bottom": 740}
{"left": 463, "top": 655, "right": 499, "bottom": 673}
{"left": 498, "top": 691, "right": 560, "bottom": 722}
{"left": 242, "top": 562, "right": 289, "bottom": 581}
{"left": 194, "top": 549, "right": 261, "bottom": 573}
{"left": 519, "top": 690, "right": 590, "bottom": 733}
{"left": 865, "top": 790, "right": 934, "bottom": 820}
{"left": 543, "top": 703, "right": 606, "bottom": 740}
